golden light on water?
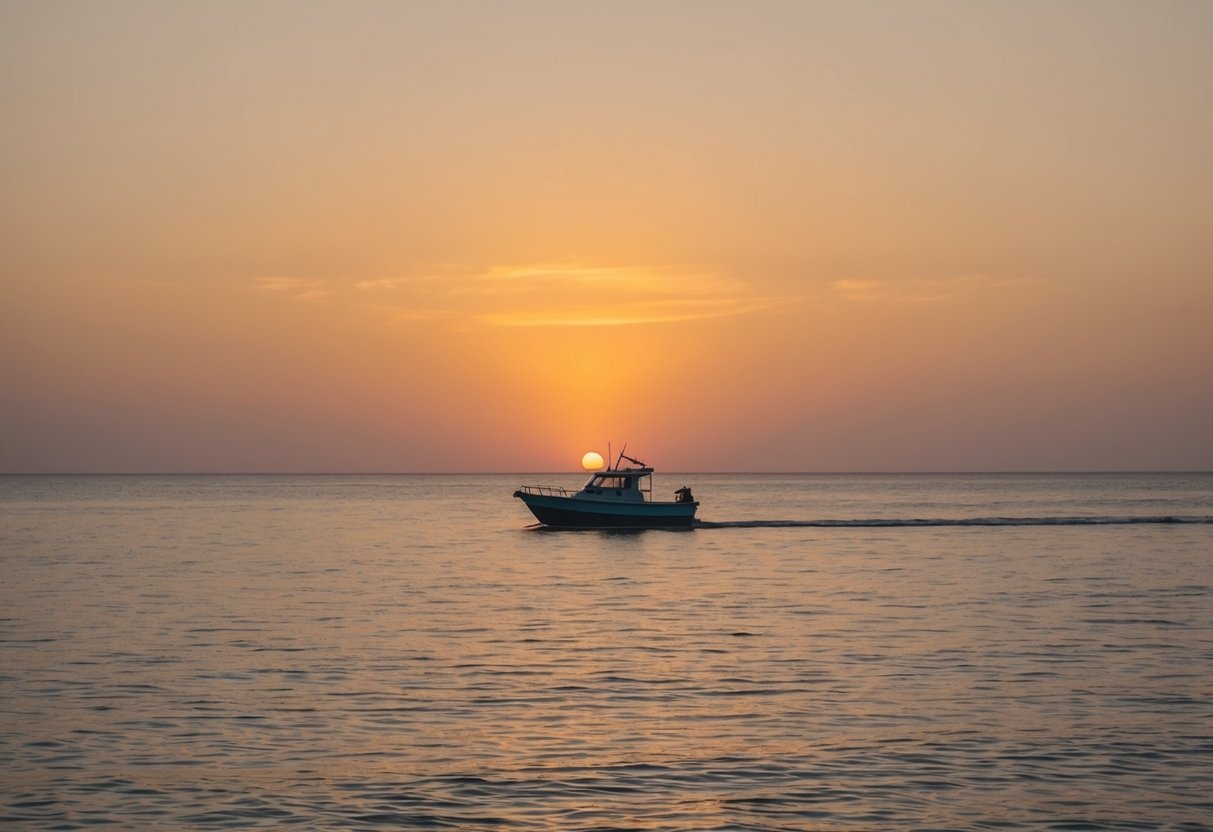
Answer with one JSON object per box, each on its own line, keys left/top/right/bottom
{"left": 581, "top": 451, "right": 605, "bottom": 471}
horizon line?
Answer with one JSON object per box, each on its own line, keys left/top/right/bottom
{"left": 2, "top": 469, "right": 1210, "bottom": 477}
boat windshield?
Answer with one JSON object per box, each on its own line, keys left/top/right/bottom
{"left": 590, "top": 476, "right": 633, "bottom": 490}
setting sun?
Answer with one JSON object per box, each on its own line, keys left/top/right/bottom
{"left": 581, "top": 451, "right": 604, "bottom": 471}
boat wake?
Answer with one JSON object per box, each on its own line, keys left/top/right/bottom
{"left": 694, "top": 515, "right": 1213, "bottom": 529}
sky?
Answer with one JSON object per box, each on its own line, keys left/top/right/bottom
{"left": 2, "top": 0, "right": 1211, "bottom": 473}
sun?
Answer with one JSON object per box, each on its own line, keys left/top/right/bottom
{"left": 581, "top": 451, "right": 604, "bottom": 471}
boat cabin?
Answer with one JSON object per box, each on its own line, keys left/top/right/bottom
{"left": 577, "top": 463, "right": 654, "bottom": 502}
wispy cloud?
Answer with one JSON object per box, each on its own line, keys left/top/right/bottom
{"left": 254, "top": 276, "right": 332, "bottom": 302}
{"left": 478, "top": 295, "right": 783, "bottom": 328}
{"left": 828, "top": 274, "right": 1025, "bottom": 303}
{"left": 353, "top": 274, "right": 449, "bottom": 292}
{"left": 353, "top": 263, "right": 792, "bottom": 328}
{"left": 831, "top": 279, "right": 891, "bottom": 302}
{"left": 254, "top": 267, "right": 1024, "bottom": 322}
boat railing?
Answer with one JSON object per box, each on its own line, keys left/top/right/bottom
{"left": 516, "top": 484, "right": 574, "bottom": 497}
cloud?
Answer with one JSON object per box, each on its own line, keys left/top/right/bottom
{"left": 255, "top": 267, "right": 1023, "bottom": 323}
{"left": 354, "top": 263, "right": 791, "bottom": 328}
{"left": 831, "top": 279, "right": 891, "bottom": 301}
{"left": 253, "top": 276, "right": 331, "bottom": 302}
{"left": 828, "top": 274, "right": 1022, "bottom": 303}
{"left": 477, "top": 296, "right": 784, "bottom": 328}
{"left": 353, "top": 274, "right": 449, "bottom": 291}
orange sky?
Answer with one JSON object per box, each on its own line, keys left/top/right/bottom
{"left": 2, "top": 1, "right": 1211, "bottom": 472}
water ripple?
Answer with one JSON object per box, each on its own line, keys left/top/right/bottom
{"left": 1, "top": 474, "right": 1211, "bottom": 829}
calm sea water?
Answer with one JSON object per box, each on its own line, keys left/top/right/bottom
{"left": 2, "top": 473, "right": 1211, "bottom": 830}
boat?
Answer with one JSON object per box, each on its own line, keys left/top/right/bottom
{"left": 514, "top": 450, "right": 699, "bottom": 528}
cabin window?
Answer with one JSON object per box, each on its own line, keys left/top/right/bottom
{"left": 592, "top": 476, "right": 632, "bottom": 490}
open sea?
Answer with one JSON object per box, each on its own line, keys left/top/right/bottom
{"left": 2, "top": 472, "right": 1211, "bottom": 830}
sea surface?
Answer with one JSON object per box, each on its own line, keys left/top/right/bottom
{"left": 2, "top": 472, "right": 1211, "bottom": 830}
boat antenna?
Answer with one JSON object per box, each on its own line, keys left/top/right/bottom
{"left": 616, "top": 443, "right": 627, "bottom": 469}
{"left": 620, "top": 453, "right": 646, "bottom": 468}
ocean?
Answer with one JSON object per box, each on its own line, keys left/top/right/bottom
{"left": 1, "top": 472, "right": 1211, "bottom": 830}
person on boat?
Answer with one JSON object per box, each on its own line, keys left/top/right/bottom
{"left": 675, "top": 486, "right": 694, "bottom": 503}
